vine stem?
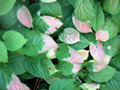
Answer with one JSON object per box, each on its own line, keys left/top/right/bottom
{"left": 73, "top": 74, "right": 88, "bottom": 90}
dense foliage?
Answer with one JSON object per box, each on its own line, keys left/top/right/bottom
{"left": 0, "top": 0, "right": 120, "bottom": 90}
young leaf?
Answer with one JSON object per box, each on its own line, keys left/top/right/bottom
{"left": 74, "top": 0, "right": 95, "bottom": 22}
{"left": 24, "top": 54, "right": 57, "bottom": 78}
{"left": 40, "top": 1, "right": 62, "bottom": 17}
{"left": 103, "top": 0, "right": 119, "bottom": 12}
{"left": 77, "top": 50, "right": 89, "bottom": 61}
{"left": 59, "top": 27, "right": 80, "bottom": 44}
{"left": 0, "top": 63, "right": 13, "bottom": 90}
{"left": 17, "top": 5, "right": 33, "bottom": 28}
{"left": 49, "top": 79, "right": 74, "bottom": 90}
{"left": 88, "top": 66, "right": 116, "bottom": 82}
{"left": 3, "top": 31, "right": 28, "bottom": 51}
{"left": 0, "top": 41, "right": 8, "bottom": 63}
{"left": 0, "top": 0, "right": 16, "bottom": 16}
{"left": 89, "top": 5, "right": 105, "bottom": 32}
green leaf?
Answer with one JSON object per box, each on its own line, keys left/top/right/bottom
{"left": 88, "top": 66, "right": 116, "bottom": 82}
{"left": 2, "top": 31, "right": 28, "bottom": 51}
{"left": 101, "top": 17, "right": 119, "bottom": 40}
{"left": 22, "top": 31, "right": 45, "bottom": 56}
{"left": 33, "top": 16, "right": 49, "bottom": 33}
{"left": 56, "top": 43, "right": 71, "bottom": 60}
{"left": 0, "top": 63, "right": 13, "bottom": 90}
{"left": 56, "top": 61, "right": 73, "bottom": 75}
{"left": 89, "top": 5, "right": 104, "bottom": 31}
{"left": 0, "top": 30, "right": 5, "bottom": 40}
{"left": 24, "top": 54, "right": 56, "bottom": 78}
{"left": 109, "top": 4, "right": 120, "bottom": 15}
{"left": 103, "top": 0, "right": 119, "bottom": 12}
{"left": 0, "top": 41, "right": 8, "bottom": 63}
{"left": 29, "top": 3, "right": 40, "bottom": 17}
{"left": 0, "top": 7, "right": 17, "bottom": 30}
{"left": 40, "top": 1, "right": 62, "bottom": 17}
{"left": 111, "top": 56, "right": 120, "bottom": 68}
{"left": 49, "top": 79, "right": 74, "bottom": 90}
{"left": 74, "top": 0, "right": 95, "bottom": 22}
{"left": 68, "top": 0, "right": 76, "bottom": 7}
{"left": 70, "top": 35, "right": 90, "bottom": 50}
{"left": 19, "top": 72, "right": 34, "bottom": 79}
{"left": 99, "top": 84, "right": 111, "bottom": 90}
{"left": 7, "top": 52, "right": 26, "bottom": 75}
{"left": 106, "top": 71, "right": 120, "bottom": 90}
{"left": 112, "top": 12, "right": 120, "bottom": 27}
{"left": 58, "top": 0, "right": 70, "bottom": 7}
{"left": 0, "top": 0, "right": 16, "bottom": 16}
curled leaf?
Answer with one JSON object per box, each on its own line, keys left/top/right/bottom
{"left": 17, "top": 5, "right": 33, "bottom": 28}
{"left": 90, "top": 41, "right": 105, "bottom": 62}
{"left": 93, "top": 55, "right": 111, "bottom": 72}
{"left": 59, "top": 27, "right": 80, "bottom": 44}
{"left": 7, "top": 75, "right": 30, "bottom": 90}
{"left": 96, "top": 29, "right": 109, "bottom": 41}
{"left": 77, "top": 50, "right": 89, "bottom": 60}
{"left": 41, "top": 16, "right": 63, "bottom": 34}
{"left": 73, "top": 16, "right": 92, "bottom": 33}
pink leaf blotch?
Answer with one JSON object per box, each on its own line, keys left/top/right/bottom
{"left": 73, "top": 16, "right": 92, "bottom": 33}
{"left": 59, "top": 27, "right": 80, "bottom": 44}
{"left": 46, "top": 47, "right": 57, "bottom": 59}
{"left": 64, "top": 48, "right": 83, "bottom": 64}
{"left": 17, "top": 5, "right": 33, "bottom": 28}
{"left": 77, "top": 50, "right": 89, "bottom": 60}
{"left": 96, "top": 29, "right": 109, "bottom": 41}
{"left": 93, "top": 55, "right": 111, "bottom": 72}
{"left": 72, "top": 64, "right": 81, "bottom": 73}
{"left": 41, "top": 16, "right": 63, "bottom": 34}
{"left": 39, "top": 34, "right": 58, "bottom": 53}
{"left": 7, "top": 75, "right": 30, "bottom": 90}
{"left": 90, "top": 41, "right": 105, "bottom": 62}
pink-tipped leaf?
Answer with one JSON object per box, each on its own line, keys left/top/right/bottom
{"left": 90, "top": 41, "right": 105, "bottom": 62}
{"left": 77, "top": 50, "right": 89, "bottom": 60}
{"left": 17, "top": 5, "right": 33, "bottom": 28}
{"left": 7, "top": 75, "right": 30, "bottom": 90}
{"left": 93, "top": 55, "right": 111, "bottom": 72}
{"left": 59, "top": 27, "right": 80, "bottom": 44}
{"left": 64, "top": 48, "right": 83, "bottom": 64}
{"left": 73, "top": 16, "right": 92, "bottom": 33}
{"left": 96, "top": 29, "right": 109, "bottom": 41}
{"left": 39, "top": 34, "right": 58, "bottom": 53}
{"left": 41, "top": 16, "right": 63, "bottom": 34}
{"left": 72, "top": 64, "right": 81, "bottom": 73}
